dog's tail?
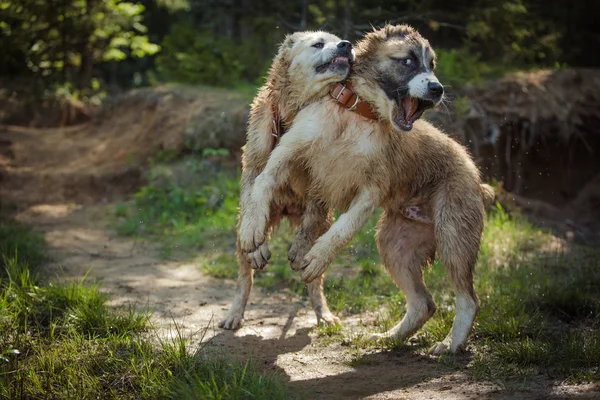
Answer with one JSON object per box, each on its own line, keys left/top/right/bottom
{"left": 432, "top": 181, "right": 485, "bottom": 297}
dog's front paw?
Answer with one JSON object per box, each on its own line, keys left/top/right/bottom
{"left": 219, "top": 314, "right": 244, "bottom": 330}
{"left": 248, "top": 242, "right": 271, "bottom": 270}
{"left": 239, "top": 213, "right": 268, "bottom": 253}
{"left": 288, "top": 235, "right": 312, "bottom": 271}
{"left": 300, "top": 252, "right": 330, "bottom": 283}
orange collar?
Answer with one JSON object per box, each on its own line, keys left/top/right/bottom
{"left": 330, "top": 82, "right": 378, "bottom": 120}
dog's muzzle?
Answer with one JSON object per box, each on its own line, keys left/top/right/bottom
{"left": 316, "top": 43, "right": 353, "bottom": 74}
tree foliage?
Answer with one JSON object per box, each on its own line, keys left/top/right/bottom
{"left": 0, "top": 0, "right": 159, "bottom": 94}
{"left": 150, "top": 0, "right": 597, "bottom": 88}
{"left": 1, "top": 0, "right": 598, "bottom": 94}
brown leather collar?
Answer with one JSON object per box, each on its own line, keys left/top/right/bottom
{"left": 330, "top": 82, "right": 378, "bottom": 120}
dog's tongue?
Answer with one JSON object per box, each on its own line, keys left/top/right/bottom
{"left": 402, "top": 98, "right": 419, "bottom": 122}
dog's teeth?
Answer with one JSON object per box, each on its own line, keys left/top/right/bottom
{"left": 333, "top": 57, "right": 349, "bottom": 63}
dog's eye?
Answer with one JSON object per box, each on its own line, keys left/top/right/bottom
{"left": 390, "top": 57, "right": 415, "bottom": 67}
{"left": 430, "top": 61, "right": 435, "bottom": 70}
{"left": 312, "top": 42, "right": 324, "bottom": 49}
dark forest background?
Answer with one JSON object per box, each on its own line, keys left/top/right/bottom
{"left": 2, "top": 0, "right": 599, "bottom": 102}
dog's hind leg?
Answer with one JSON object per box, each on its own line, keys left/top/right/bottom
{"left": 288, "top": 199, "right": 338, "bottom": 326}
{"left": 369, "top": 212, "right": 436, "bottom": 343}
{"left": 428, "top": 185, "right": 484, "bottom": 355}
{"left": 428, "top": 259, "right": 480, "bottom": 355}
{"left": 219, "top": 237, "right": 256, "bottom": 330}
{"left": 307, "top": 274, "right": 340, "bottom": 326}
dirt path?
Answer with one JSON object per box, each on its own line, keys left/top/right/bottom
{"left": 11, "top": 203, "right": 596, "bottom": 400}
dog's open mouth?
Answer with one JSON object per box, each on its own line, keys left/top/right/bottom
{"left": 316, "top": 56, "right": 351, "bottom": 73}
{"left": 393, "top": 97, "right": 435, "bottom": 131}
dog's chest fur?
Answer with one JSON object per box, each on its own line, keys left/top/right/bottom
{"left": 296, "top": 104, "right": 388, "bottom": 210}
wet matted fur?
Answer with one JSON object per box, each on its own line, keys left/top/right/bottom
{"left": 220, "top": 31, "right": 354, "bottom": 330}
{"left": 240, "top": 24, "right": 492, "bottom": 354}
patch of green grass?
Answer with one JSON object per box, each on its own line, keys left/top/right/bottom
{"left": 0, "top": 220, "right": 290, "bottom": 398}
{"left": 471, "top": 331, "right": 600, "bottom": 382}
{"left": 315, "top": 321, "right": 343, "bottom": 337}
{"left": 314, "top": 321, "right": 344, "bottom": 346}
{"left": 325, "top": 259, "right": 397, "bottom": 314}
{"left": 169, "top": 351, "right": 290, "bottom": 399}
{"left": 0, "top": 222, "right": 46, "bottom": 277}
{"left": 115, "top": 156, "right": 239, "bottom": 258}
{"left": 201, "top": 253, "right": 238, "bottom": 279}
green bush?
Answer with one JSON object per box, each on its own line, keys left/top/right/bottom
{"left": 155, "top": 24, "right": 271, "bottom": 87}
{"left": 115, "top": 157, "right": 240, "bottom": 256}
{"left": 434, "top": 48, "right": 485, "bottom": 90}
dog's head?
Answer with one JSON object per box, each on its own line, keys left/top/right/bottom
{"left": 354, "top": 24, "right": 443, "bottom": 131}
{"left": 269, "top": 31, "right": 354, "bottom": 102}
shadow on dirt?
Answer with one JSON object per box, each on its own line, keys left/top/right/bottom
{"left": 209, "top": 325, "right": 598, "bottom": 399}
{"left": 210, "top": 328, "right": 456, "bottom": 399}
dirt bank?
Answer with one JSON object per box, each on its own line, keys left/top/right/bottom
{"left": 0, "top": 86, "right": 248, "bottom": 206}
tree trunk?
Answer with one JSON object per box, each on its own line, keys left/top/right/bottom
{"left": 62, "top": 0, "right": 68, "bottom": 84}
{"left": 79, "top": 45, "right": 93, "bottom": 91}
{"left": 78, "top": 0, "right": 95, "bottom": 91}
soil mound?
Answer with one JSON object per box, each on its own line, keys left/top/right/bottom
{"left": 0, "top": 86, "right": 249, "bottom": 206}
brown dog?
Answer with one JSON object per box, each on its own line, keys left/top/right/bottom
{"left": 240, "top": 24, "right": 491, "bottom": 354}
{"left": 220, "top": 31, "right": 354, "bottom": 330}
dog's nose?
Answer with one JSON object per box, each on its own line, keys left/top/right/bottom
{"left": 337, "top": 40, "right": 352, "bottom": 49}
{"left": 428, "top": 81, "right": 444, "bottom": 96}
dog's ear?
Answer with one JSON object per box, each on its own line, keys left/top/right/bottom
{"left": 272, "top": 32, "right": 302, "bottom": 70}
{"left": 268, "top": 34, "right": 297, "bottom": 85}
{"left": 279, "top": 33, "right": 299, "bottom": 52}
{"left": 271, "top": 34, "right": 296, "bottom": 65}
